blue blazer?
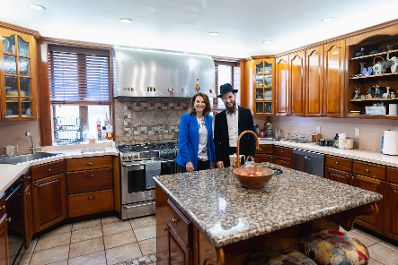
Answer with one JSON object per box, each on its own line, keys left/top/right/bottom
{"left": 176, "top": 113, "right": 215, "bottom": 170}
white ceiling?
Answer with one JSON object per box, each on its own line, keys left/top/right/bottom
{"left": 1, "top": 0, "right": 398, "bottom": 58}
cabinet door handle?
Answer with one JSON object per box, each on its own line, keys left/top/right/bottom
{"left": 365, "top": 168, "right": 370, "bottom": 173}
{"left": 163, "top": 226, "right": 168, "bottom": 231}
{"left": 88, "top": 195, "right": 96, "bottom": 200}
{"left": 88, "top": 174, "right": 95, "bottom": 178}
{"left": 87, "top": 162, "right": 94, "bottom": 166}
{"left": 35, "top": 179, "right": 60, "bottom": 188}
{"left": 335, "top": 161, "right": 339, "bottom": 165}
{"left": 7, "top": 217, "right": 12, "bottom": 223}
{"left": 47, "top": 168, "right": 52, "bottom": 172}
{"left": 393, "top": 190, "right": 398, "bottom": 193}
{"left": 171, "top": 218, "right": 178, "bottom": 224}
{"left": 0, "top": 205, "right": 5, "bottom": 210}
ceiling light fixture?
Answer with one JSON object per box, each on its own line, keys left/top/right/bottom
{"left": 262, "top": 40, "right": 272, "bottom": 45}
{"left": 119, "top": 18, "right": 133, "bottom": 24}
{"left": 321, "top": 17, "right": 334, "bottom": 23}
{"left": 208, "top": 32, "right": 219, "bottom": 36}
{"left": 29, "top": 4, "right": 46, "bottom": 10}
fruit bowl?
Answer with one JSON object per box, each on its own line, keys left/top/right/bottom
{"left": 232, "top": 166, "right": 274, "bottom": 189}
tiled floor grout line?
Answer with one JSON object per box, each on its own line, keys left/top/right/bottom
{"left": 101, "top": 219, "right": 109, "bottom": 265}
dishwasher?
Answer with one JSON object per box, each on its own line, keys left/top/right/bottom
{"left": 292, "top": 149, "right": 325, "bottom": 177}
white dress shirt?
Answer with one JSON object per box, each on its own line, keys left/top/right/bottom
{"left": 226, "top": 105, "right": 239, "bottom": 147}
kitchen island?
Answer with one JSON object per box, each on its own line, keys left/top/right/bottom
{"left": 154, "top": 163, "right": 382, "bottom": 265}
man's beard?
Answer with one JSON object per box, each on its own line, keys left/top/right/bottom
{"left": 226, "top": 102, "right": 236, "bottom": 113}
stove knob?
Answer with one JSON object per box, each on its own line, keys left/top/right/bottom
{"left": 122, "top": 155, "right": 127, "bottom": 160}
{"left": 127, "top": 154, "right": 133, "bottom": 160}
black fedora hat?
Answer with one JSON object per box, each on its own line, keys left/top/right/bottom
{"left": 217, "top": 83, "right": 238, "bottom": 98}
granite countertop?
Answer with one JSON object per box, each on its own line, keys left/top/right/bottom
{"left": 258, "top": 139, "right": 398, "bottom": 168}
{"left": 154, "top": 164, "right": 383, "bottom": 248}
{"left": 0, "top": 142, "right": 119, "bottom": 194}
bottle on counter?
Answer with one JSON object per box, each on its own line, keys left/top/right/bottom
{"left": 96, "top": 118, "right": 102, "bottom": 140}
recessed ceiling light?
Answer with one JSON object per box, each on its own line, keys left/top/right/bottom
{"left": 321, "top": 17, "right": 334, "bottom": 23}
{"left": 119, "top": 18, "right": 133, "bottom": 24}
{"left": 262, "top": 40, "right": 272, "bottom": 45}
{"left": 29, "top": 4, "right": 46, "bottom": 10}
{"left": 208, "top": 32, "right": 219, "bottom": 36}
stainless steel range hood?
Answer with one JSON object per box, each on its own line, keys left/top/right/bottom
{"left": 113, "top": 47, "right": 215, "bottom": 98}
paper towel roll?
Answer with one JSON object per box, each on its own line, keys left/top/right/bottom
{"left": 338, "top": 133, "right": 346, "bottom": 150}
{"left": 389, "top": 104, "right": 398, "bottom": 116}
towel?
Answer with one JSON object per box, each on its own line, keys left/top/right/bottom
{"left": 145, "top": 160, "right": 161, "bottom": 189}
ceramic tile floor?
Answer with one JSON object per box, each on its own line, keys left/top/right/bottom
{"left": 18, "top": 215, "right": 398, "bottom": 265}
{"left": 20, "top": 215, "right": 157, "bottom": 265}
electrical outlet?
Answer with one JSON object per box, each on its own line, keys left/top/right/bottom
{"left": 316, "top": 126, "right": 321, "bottom": 134}
{"left": 354, "top": 128, "right": 360, "bottom": 138}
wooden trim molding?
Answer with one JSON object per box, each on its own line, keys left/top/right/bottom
{"left": 42, "top": 37, "right": 112, "bottom": 50}
{"left": 0, "top": 21, "right": 40, "bottom": 38}
{"left": 277, "top": 18, "right": 398, "bottom": 56}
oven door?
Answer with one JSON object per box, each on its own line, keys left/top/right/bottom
{"left": 121, "top": 162, "right": 154, "bottom": 205}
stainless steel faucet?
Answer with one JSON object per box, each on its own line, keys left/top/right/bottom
{"left": 25, "top": 130, "right": 37, "bottom": 154}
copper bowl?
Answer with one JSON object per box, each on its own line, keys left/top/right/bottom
{"left": 232, "top": 166, "right": 274, "bottom": 189}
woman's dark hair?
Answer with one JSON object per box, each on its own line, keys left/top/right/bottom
{"left": 189, "top": 92, "right": 211, "bottom": 115}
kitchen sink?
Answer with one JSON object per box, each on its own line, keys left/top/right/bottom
{"left": 0, "top": 152, "right": 60, "bottom": 164}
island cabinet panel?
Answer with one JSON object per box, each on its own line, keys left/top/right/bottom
{"left": 323, "top": 40, "right": 345, "bottom": 117}
{"left": 275, "top": 55, "right": 289, "bottom": 115}
{"left": 255, "top": 154, "right": 274, "bottom": 163}
{"left": 255, "top": 144, "right": 274, "bottom": 163}
{"left": 325, "top": 155, "right": 352, "bottom": 172}
{"left": 289, "top": 51, "right": 305, "bottom": 116}
{"left": 0, "top": 193, "right": 8, "bottom": 265}
{"left": 385, "top": 182, "right": 398, "bottom": 240}
{"left": 386, "top": 167, "right": 398, "bottom": 184}
{"left": 66, "top": 156, "right": 114, "bottom": 218}
{"left": 353, "top": 175, "right": 384, "bottom": 233}
{"left": 305, "top": 45, "right": 324, "bottom": 116}
{"left": 325, "top": 167, "right": 352, "bottom": 185}
{"left": 32, "top": 173, "right": 67, "bottom": 233}
{"left": 23, "top": 172, "right": 33, "bottom": 247}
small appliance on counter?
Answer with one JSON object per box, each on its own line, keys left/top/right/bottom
{"left": 381, "top": 130, "right": 398, "bottom": 156}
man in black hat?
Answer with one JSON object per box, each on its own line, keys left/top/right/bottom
{"left": 214, "top": 83, "right": 256, "bottom": 168}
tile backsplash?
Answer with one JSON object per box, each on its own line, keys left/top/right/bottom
{"left": 114, "top": 98, "right": 190, "bottom": 144}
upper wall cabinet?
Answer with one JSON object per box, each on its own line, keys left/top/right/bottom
{"left": 0, "top": 28, "right": 37, "bottom": 121}
{"left": 289, "top": 51, "right": 305, "bottom": 116}
{"left": 275, "top": 55, "right": 289, "bottom": 116}
{"left": 324, "top": 40, "right": 346, "bottom": 117}
{"left": 305, "top": 45, "right": 324, "bottom": 116}
{"left": 253, "top": 58, "right": 275, "bottom": 116}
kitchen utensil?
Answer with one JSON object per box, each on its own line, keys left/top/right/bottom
{"left": 338, "top": 133, "right": 347, "bottom": 150}
{"left": 233, "top": 165, "right": 273, "bottom": 189}
{"left": 229, "top": 154, "right": 245, "bottom": 168}
{"left": 259, "top": 130, "right": 266, "bottom": 138}
{"left": 381, "top": 130, "right": 398, "bottom": 155}
{"left": 4, "top": 145, "right": 18, "bottom": 157}
{"left": 372, "top": 56, "right": 387, "bottom": 75}
{"left": 346, "top": 138, "right": 354, "bottom": 150}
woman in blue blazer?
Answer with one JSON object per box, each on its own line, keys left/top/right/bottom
{"left": 176, "top": 92, "right": 215, "bottom": 172}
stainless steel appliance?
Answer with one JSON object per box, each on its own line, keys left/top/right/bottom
{"left": 6, "top": 177, "right": 25, "bottom": 265}
{"left": 113, "top": 47, "right": 215, "bottom": 98}
{"left": 292, "top": 149, "right": 325, "bottom": 177}
{"left": 119, "top": 142, "right": 177, "bottom": 220}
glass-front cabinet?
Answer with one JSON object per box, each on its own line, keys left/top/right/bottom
{"left": 1, "top": 28, "right": 37, "bottom": 120}
{"left": 254, "top": 58, "right": 275, "bottom": 115}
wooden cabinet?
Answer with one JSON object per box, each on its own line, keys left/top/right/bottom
{"left": 0, "top": 193, "right": 9, "bottom": 265}
{"left": 305, "top": 45, "right": 324, "bottom": 116}
{"left": 32, "top": 161, "right": 66, "bottom": 233}
{"left": 253, "top": 58, "right": 275, "bottom": 115}
{"left": 324, "top": 40, "right": 346, "bottom": 117}
{"left": 23, "top": 171, "right": 33, "bottom": 247}
{"left": 66, "top": 156, "right": 114, "bottom": 218}
{"left": 273, "top": 146, "right": 292, "bottom": 168}
{"left": 156, "top": 186, "right": 192, "bottom": 265}
{"left": 275, "top": 55, "right": 289, "bottom": 115}
{"left": 0, "top": 27, "right": 37, "bottom": 120}
{"left": 255, "top": 144, "right": 274, "bottom": 163}
{"left": 325, "top": 155, "right": 353, "bottom": 172}
{"left": 325, "top": 167, "right": 352, "bottom": 185}
{"left": 289, "top": 51, "right": 305, "bottom": 116}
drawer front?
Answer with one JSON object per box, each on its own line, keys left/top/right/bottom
{"left": 274, "top": 157, "right": 292, "bottom": 168}
{"left": 255, "top": 154, "right": 274, "bottom": 163}
{"left": 68, "top": 189, "right": 114, "bottom": 218}
{"left": 67, "top": 168, "right": 113, "bottom": 194}
{"left": 32, "top": 160, "right": 65, "bottom": 180}
{"left": 167, "top": 199, "right": 192, "bottom": 246}
{"left": 325, "top": 155, "right": 352, "bottom": 172}
{"left": 257, "top": 144, "right": 273, "bottom": 154}
{"left": 274, "top": 146, "right": 292, "bottom": 159}
{"left": 353, "top": 160, "right": 385, "bottom": 181}
{"left": 66, "top": 156, "right": 113, "bottom": 171}
{"left": 387, "top": 167, "right": 398, "bottom": 184}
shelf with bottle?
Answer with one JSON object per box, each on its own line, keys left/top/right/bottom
{"left": 351, "top": 48, "right": 398, "bottom": 60}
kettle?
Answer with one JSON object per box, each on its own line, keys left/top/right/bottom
{"left": 387, "top": 52, "right": 398, "bottom": 73}
{"left": 381, "top": 130, "right": 398, "bottom": 155}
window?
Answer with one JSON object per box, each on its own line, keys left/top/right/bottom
{"left": 213, "top": 61, "right": 241, "bottom": 109}
{"left": 48, "top": 45, "right": 112, "bottom": 144}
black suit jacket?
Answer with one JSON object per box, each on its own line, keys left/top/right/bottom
{"left": 214, "top": 106, "right": 255, "bottom": 166}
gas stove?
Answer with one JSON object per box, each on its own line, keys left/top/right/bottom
{"left": 118, "top": 141, "right": 178, "bottom": 162}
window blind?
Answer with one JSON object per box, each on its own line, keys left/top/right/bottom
{"left": 48, "top": 45, "right": 111, "bottom": 104}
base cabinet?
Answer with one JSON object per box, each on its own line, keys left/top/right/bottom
{"left": 325, "top": 168, "right": 352, "bottom": 184}
{"left": 0, "top": 193, "right": 8, "bottom": 265}
{"left": 32, "top": 173, "right": 67, "bottom": 233}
